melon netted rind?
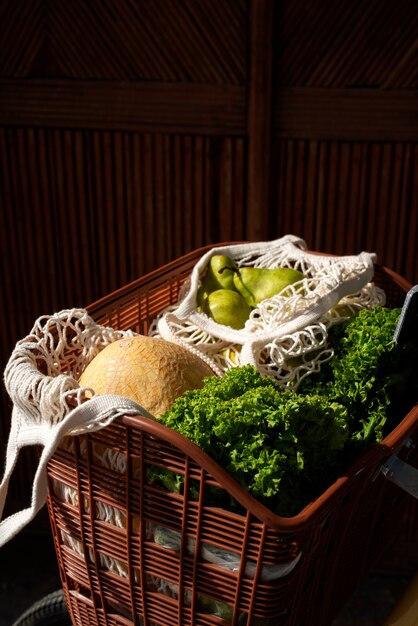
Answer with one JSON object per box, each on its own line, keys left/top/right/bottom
{"left": 78, "top": 335, "right": 215, "bottom": 418}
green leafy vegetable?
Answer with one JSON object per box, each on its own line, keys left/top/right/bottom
{"left": 299, "top": 306, "right": 418, "bottom": 447}
{"left": 160, "top": 366, "right": 348, "bottom": 516}
{"left": 159, "top": 306, "right": 418, "bottom": 517}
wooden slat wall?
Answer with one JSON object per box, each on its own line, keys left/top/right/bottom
{"left": 272, "top": 139, "right": 418, "bottom": 279}
{"left": 0, "top": 0, "right": 250, "bottom": 509}
{"left": 271, "top": 0, "right": 418, "bottom": 279}
{"left": 0, "top": 128, "right": 244, "bottom": 310}
{"left": 0, "top": 128, "right": 246, "bottom": 304}
{"left": 0, "top": 0, "right": 417, "bottom": 511}
{"left": 274, "top": 0, "right": 417, "bottom": 88}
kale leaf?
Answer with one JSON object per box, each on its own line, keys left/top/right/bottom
{"left": 299, "top": 306, "right": 418, "bottom": 448}
{"left": 159, "top": 306, "right": 418, "bottom": 517}
{"left": 160, "top": 366, "right": 348, "bottom": 516}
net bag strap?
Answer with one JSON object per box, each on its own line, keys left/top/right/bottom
{"left": 0, "top": 395, "right": 153, "bottom": 547}
{"left": 0, "top": 308, "right": 156, "bottom": 547}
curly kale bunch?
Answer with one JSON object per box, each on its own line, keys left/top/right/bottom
{"left": 160, "top": 365, "right": 349, "bottom": 516}
{"left": 159, "top": 306, "right": 418, "bottom": 516}
{"left": 299, "top": 306, "right": 418, "bottom": 447}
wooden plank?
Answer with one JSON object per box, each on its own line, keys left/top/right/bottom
{"left": 275, "top": 88, "right": 418, "bottom": 141}
{"left": 275, "top": 0, "right": 417, "bottom": 90}
{"left": 0, "top": 79, "right": 246, "bottom": 134}
{"left": 271, "top": 137, "right": 418, "bottom": 269}
{"left": 246, "top": 0, "right": 275, "bottom": 241}
{"left": 403, "top": 143, "right": 418, "bottom": 282}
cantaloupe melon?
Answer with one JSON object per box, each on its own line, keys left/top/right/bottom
{"left": 78, "top": 335, "right": 214, "bottom": 418}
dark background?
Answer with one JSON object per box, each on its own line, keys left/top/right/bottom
{"left": 0, "top": 0, "right": 417, "bottom": 622}
{"left": 1, "top": 0, "right": 417, "bottom": 513}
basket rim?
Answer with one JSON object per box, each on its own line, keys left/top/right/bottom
{"left": 85, "top": 241, "right": 416, "bottom": 532}
{"left": 86, "top": 241, "right": 413, "bottom": 319}
{"left": 116, "top": 399, "right": 418, "bottom": 532}
{"left": 86, "top": 242, "right": 243, "bottom": 317}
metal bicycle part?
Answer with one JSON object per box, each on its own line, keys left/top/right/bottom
{"left": 380, "top": 438, "right": 418, "bottom": 499}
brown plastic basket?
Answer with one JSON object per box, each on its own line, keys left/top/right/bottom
{"left": 46, "top": 244, "right": 418, "bottom": 626}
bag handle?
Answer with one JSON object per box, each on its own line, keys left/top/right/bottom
{"left": 0, "top": 395, "right": 154, "bottom": 547}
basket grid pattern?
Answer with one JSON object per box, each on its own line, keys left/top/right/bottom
{"left": 44, "top": 244, "right": 418, "bottom": 626}
{"left": 47, "top": 412, "right": 418, "bottom": 625}
{"left": 48, "top": 420, "right": 314, "bottom": 623}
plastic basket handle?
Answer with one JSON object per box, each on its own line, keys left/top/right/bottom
{"left": 380, "top": 438, "right": 418, "bottom": 498}
{"left": 379, "top": 287, "right": 418, "bottom": 498}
